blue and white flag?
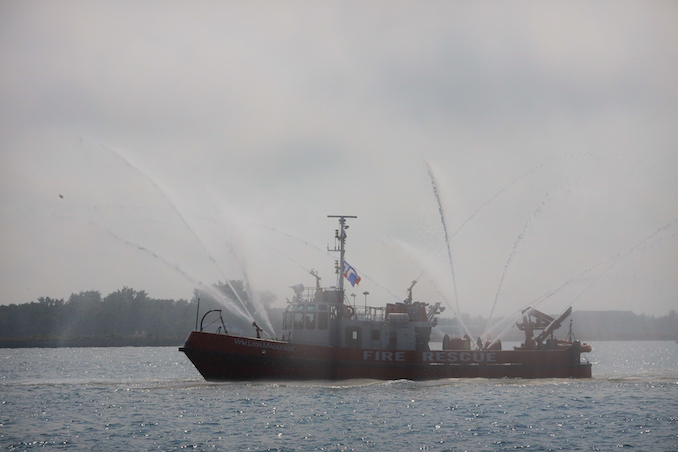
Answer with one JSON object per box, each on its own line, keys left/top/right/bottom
{"left": 343, "top": 261, "right": 361, "bottom": 287}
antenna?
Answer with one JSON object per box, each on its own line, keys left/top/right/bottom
{"left": 327, "top": 215, "right": 357, "bottom": 293}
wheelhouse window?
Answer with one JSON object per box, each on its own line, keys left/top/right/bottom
{"left": 283, "top": 305, "right": 295, "bottom": 330}
{"left": 293, "top": 312, "right": 304, "bottom": 329}
{"left": 305, "top": 305, "right": 316, "bottom": 330}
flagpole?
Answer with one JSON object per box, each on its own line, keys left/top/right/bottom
{"left": 328, "top": 215, "right": 357, "bottom": 297}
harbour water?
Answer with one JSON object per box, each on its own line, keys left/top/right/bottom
{"left": 1, "top": 341, "right": 676, "bottom": 451}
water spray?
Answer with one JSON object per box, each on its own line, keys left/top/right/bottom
{"left": 385, "top": 236, "right": 479, "bottom": 346}
{"left": 448, "top": 153, "right": 592, "bottom": 241}
{"left": 193, "top": 213, "right": 277, "bottom": 336}
{"left": 484, "top": 195, "right": 550, "bottom": 338}
{"left": 425, "top": 161, "right": 466, "bottom": 333}
{"left": 84, "top": 139, "right": 272, "bottom": 334}
{"left": 87, "top": 220, "right": 255, "bottom": 324}
{"left": 485, "top": 217, "right": 678, "bottom": 348}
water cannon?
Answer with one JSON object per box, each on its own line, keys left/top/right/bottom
{"left": 310, "top": 269, "right": 322, "bottom": 290}
{"left": 290, "top": 284, "right": 305, "bottom": 302}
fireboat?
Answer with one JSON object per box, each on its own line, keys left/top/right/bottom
{"left": 180, "top": 215, "right": 592, "bottom": 380}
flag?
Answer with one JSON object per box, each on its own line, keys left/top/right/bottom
{"left": 343, "top": 261, "right": 361, "bottom": 287}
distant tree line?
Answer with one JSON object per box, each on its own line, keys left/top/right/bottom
{"left": 0, "top": 281, "right": 281, "bottom": 348}
{"left": 1, "top": 284, "right": 676, "bottom": 347}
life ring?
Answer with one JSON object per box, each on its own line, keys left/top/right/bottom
{"left": 343, "top": 305, "right": 355, "bottom": 318}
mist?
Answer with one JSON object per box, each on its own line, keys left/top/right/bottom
{"left": 1, "top": 2, "right": 676, "bottom": 322}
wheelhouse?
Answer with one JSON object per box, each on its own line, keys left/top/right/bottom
{"left": 281, "top": 284, "right": 443, "bottom": 352}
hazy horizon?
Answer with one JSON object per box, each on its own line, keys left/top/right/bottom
{"left": 2, "top": 2, "right": 676, "bottom": 321}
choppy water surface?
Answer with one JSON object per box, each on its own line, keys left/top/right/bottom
{"left": 1, "top": 342, "right": 676, "bottom": 451}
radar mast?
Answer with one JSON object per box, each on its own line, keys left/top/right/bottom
{"left": 327, "top": 215, "right": 357, "bottom": 294}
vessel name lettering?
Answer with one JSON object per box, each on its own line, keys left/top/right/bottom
{"left": 422, "top": 351, "right": 497, "bottom": 363}
{"left": 233, "top": 337, "right": 296, "bottom": 352}
{"left": 362, "top": 351, "right": 406, "bottom": 362}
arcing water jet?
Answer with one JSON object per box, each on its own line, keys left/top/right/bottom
{"left": 425, "top": 161, "right": 468, "bottom": 337}
{"left": 485, "top": 217, "right": 678, "bottom": 348}
{"left": 483, "top": 194, "right": 551, "bottom": 338}
{"left": 84, "top": 139, "right": 274, "bottom": 336}
{"left": 87, "top": 220, "right": 256, "bottom": 325}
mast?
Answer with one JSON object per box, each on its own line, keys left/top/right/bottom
{"left": 327, "top": 215, "right": 357, "bottom": 294}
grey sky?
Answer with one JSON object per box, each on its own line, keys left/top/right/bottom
{"left": 1, "top": 1, "right": 676, "bottom": 320}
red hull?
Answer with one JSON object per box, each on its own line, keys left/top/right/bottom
{"left": 180, "top": 332, "right": 592, "bottom": 381}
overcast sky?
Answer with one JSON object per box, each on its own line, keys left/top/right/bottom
{"left": 1, "top": 1, "right": 676, "bottom": 322}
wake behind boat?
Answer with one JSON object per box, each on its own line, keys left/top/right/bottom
{"left": 180, "top": 216, "right": 592, "bottom": 380}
